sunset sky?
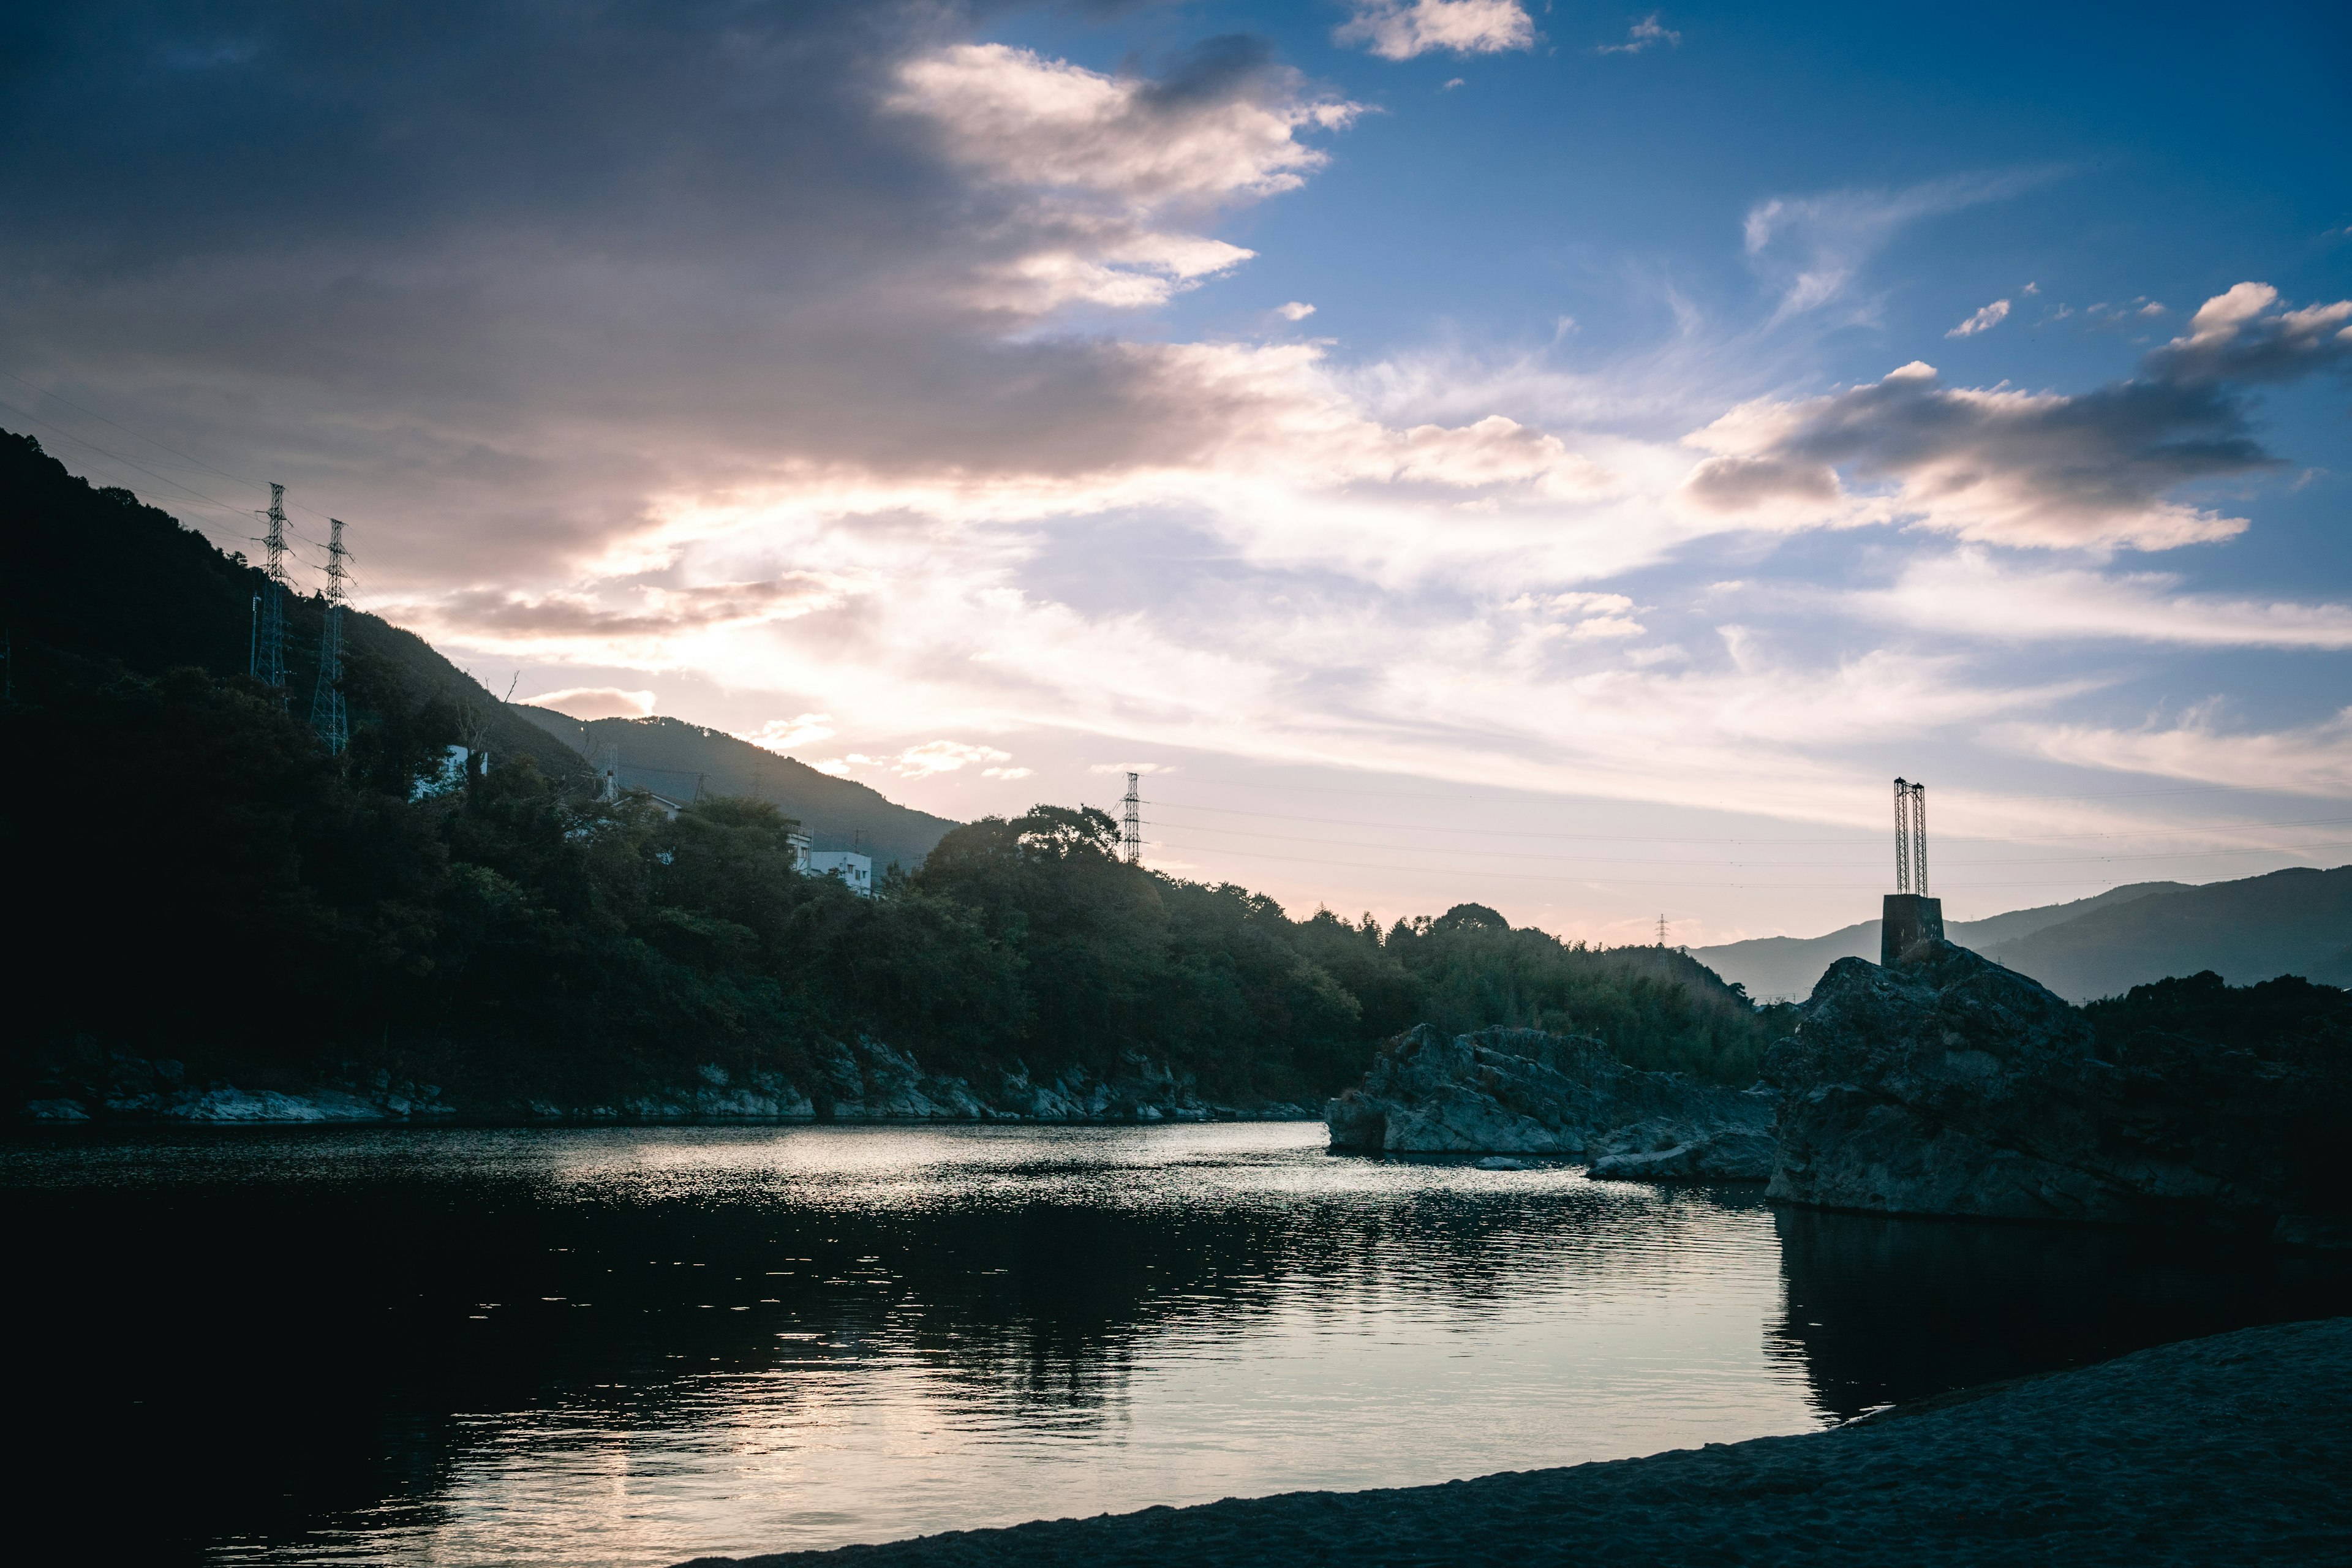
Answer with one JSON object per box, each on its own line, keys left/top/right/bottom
{"left": 6, "top": 0, "right": 2349, "bottom": 943}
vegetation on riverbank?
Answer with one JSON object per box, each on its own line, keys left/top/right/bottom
{"left": 3, "top": 432, "right": 1782, "bottom": 1112}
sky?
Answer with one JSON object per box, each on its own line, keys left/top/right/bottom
{"left": 3, "top": 0, "right": 2349, "bottom": 944}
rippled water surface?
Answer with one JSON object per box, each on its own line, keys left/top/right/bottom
{"left": 10, "top": 1123, "right": 2347, "bottom": 1566}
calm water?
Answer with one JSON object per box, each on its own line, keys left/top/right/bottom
{"left": 9, "top": 1123, "right": 2348, "bottom": 1566}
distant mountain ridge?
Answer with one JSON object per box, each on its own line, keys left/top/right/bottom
{"left": 1978, "top": 866, "right": 2351, "bottom": 1001}
{"left": 512, "top": 709, "right": 958, "bottom": 871}
{"left": 1695, "top": 869, "right": 2351, "bottom": 1005}
{"left": 1692, "top": 883, "right": 2185, "bottom": 1002}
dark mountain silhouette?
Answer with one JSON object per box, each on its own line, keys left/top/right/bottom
{"left": 511, "top": 708, "right": 957, "bottom": 870}
{"left": 1981, "top": 865, "right": 2352, "bottom": 1001}
{"left": 1693, "top": 883, "right": 2187, "bottom": 1002}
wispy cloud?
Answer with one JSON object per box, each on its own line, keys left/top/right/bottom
{"left": 1599, "top": 13, "right": 1682, "bottom": 54}
{"left": 816, "top": 741, "right": 1018, "bottom": 779}
{"left": 1946, "top": 298, "right": 2010, "bottom": 337}
{"left": 741, "top": 714, "right": 837, "bottom": 752}
{"left": 1853, "top": 551, "right": 2352, "bottom": 648}
{"left": 1336, "top": 1, "right": 1536, "bottom": 61}
{"left": 1743, "top": 170, "right": 2059, "bottom": 319}
{"left": 526, "top": 686, "right": 655, "bottom": 720}
{"left": 2010, "top": 704, "right": 2352, "bottom": 796}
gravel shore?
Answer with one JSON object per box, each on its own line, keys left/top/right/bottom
{"left": 683, "top": 1316, "right": 2352, "bottom": 1567}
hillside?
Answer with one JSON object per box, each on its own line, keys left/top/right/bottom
{"left": 1692, "top": 883, "right": 2186, "bottom": 1002}
{"left": 0, "top": 431, "right": 590, "bottom": 789}
{"left": 1982, "top": 865, "right": 2352, "bottom": 1001}
{"left": 513, "top": 709, "right": 956, "bottom": 871}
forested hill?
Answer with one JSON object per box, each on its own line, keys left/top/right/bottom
{"left": 2, "top": 429, "right": 1787, "bottom": 1117}
{"left": 513, "top": 708, "right": 955, "bottom": 870}
{"left": 0, "top": 431, "right": 590, "bottom": 787}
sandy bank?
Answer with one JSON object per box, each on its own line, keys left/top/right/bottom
{"left": 682, "top": 1316, "right": 2351, "bottom": 1567}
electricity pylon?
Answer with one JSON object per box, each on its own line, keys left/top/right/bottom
{"left": 310, "top": 519, "right": 349, "bottom": 753}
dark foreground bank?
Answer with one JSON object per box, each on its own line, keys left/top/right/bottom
{"left": 684, "top": 1316, "right": 2352, "bottom": 1568}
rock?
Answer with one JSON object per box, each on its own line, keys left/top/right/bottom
{"left": 1324, "top": 1023, "right": 1772, "bottom": 1167}
{"left": 1588, "top": 1115, "right": 1778, "bottom": 1181}
{"left": 1766, "top": 939, "right": 2352, "bottom": 1243}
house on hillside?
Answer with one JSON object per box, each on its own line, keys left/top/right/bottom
{"left": 809, "top": 850, "right": 873, "bottom": 897}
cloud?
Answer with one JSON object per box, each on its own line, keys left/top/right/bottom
{"left": 398, "top": 576, "right": 844, "bottom": 660}
{"left": 10, "top": 4, "right": 2346, "bottom": 876}
{"left": 2011, "top": 704, "right": 2352, "bottom": 796}
{"left": 1946, "top": 298, "right": 2010, "bottom": 337}
{"left": 1336, "top": 1, "right": 1536, "bottom": 60}
{"left": 981, "top": 764, "right": 1033, "bottom": 779}
{"left": 821, "top": 741, "right": 1016, "bottom": 778}
{"left": 740, "top": 714, "right": 837, "bottom": 752}
{"left": 1599, "top": 14, "right": 1682, "bottom": 54}
{"left": 1677, "top": 281, "right": 2352, "bottom": 551}
{"left": 1679, "top": 360, "right": 2269, "bottom": 549}
{"left": 1277, "top": 301, "right": 1317, "bottom": 320}
{"left": 1743, "top": 171, "right": 2057, "bottom": 318}
{"left": 886, "top": 39, "right": 1359, "bottom": 312}
{"left": 2141, "top": 282, "right": 2352, "bottom": 385}
{"left": 1853, "top": 550, "right": 2352, "bottom": 648}
{"left": 526, "top": 687, "right": 656, "bottom": 720}
{"left": 1512, "top": 590, "right": 1647, "bottom": 639}
{"left": 0, "top": 7, "right": 1370, "bottom": 592}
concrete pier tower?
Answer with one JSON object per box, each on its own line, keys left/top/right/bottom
{"left": 1882, "top": 777, "right": 1944, "bottom": 965}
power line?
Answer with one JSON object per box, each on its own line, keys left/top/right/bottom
{"left": 1172, "top": 770, "right": 2301, "bottom": 805}
{"left": 1143, "top": 841, "right": 2147, "bottom": 891}
{"left": 0, "top": 394, "right": 260, "bottom": 521}
{"left": 1148, "top": 800, "right": 2352, "bottom": 845}
{"left": 1145, "top": 818, "right": 2352, "bottom": 867}
{"left": 0, "top": 371, "right": 360, "bottom": 529}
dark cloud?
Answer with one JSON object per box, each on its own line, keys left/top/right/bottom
{"left": 1680, "top": 279, "right": 2352, "bottom": 548}
{"left": 0, "top": 2, "right": 1336, "bottom": 582}
{"left": 2139, "top": 283, "right": 2352, "bottom": 386}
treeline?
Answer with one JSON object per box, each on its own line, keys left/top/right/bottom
{"left": 1, "top": 432, "right": 1787, "bottom": 1107}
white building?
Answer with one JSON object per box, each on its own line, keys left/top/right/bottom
{"left": 807, "top": 850, "right": 873, "bottom": 897}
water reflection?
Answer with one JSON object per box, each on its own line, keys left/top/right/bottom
{"left": 7, "top": 1124, "right": 2345, "bottom": 1566}
{"left": 1768, "top": 1204, "right": 2347, "bottom": 1419}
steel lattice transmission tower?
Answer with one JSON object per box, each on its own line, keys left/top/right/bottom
{"left": 309, "top": 518, "right": 350, "bottom": 754}
{"left": 252, "top": 483, "right": 291, "bottom": 698}
{"left": 1893, "top": 777, "right": 1928, "bottom": 895}
{"left": 1121, "top": 771, "right": 1141, "bottom": 865}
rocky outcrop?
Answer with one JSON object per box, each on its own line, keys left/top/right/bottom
{"left": 1766, "top": 940, "right": 2352, "bottom": 1245}
{"left": 1324, "top": 1024, "right": 1773, "bottom": 1175}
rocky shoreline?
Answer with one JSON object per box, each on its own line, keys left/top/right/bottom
{"left": 17, "top": 1036, "right": 1316, "bottom": 1126}
{"left": 681, "top": 1316, "right": 2352, "bottom": 1567}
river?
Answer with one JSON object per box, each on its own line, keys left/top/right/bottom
{"left": 9, "top": 1122, "right": 2345, "bottom": 1565}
